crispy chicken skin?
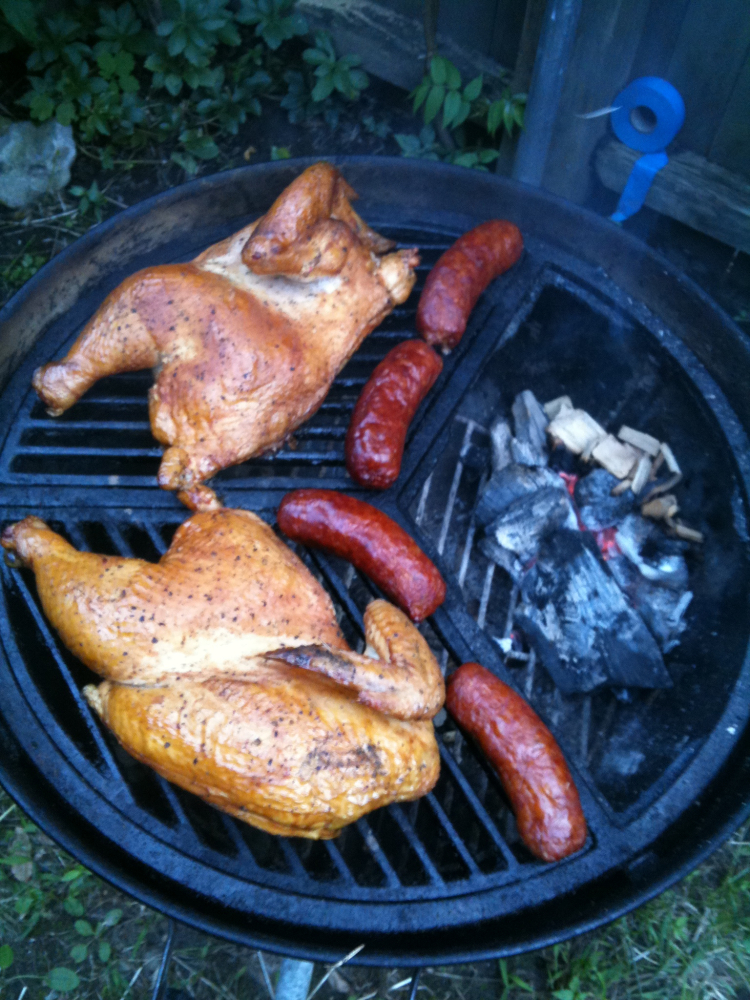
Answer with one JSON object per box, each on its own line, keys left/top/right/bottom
{"left": 32, "top": 164, "right": 419, "bottom": 502}
{"left": 2, "top": 509, "right": 443, "bottom": 838}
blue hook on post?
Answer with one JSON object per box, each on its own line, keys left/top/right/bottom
{"left": 608, "top": 77, "right": 685, "bottom": 223}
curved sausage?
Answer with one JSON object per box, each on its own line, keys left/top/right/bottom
{"left": 277, "top": 489, "right": 446, "bottom": 622}
{"left": 346, "top": 340, "right": 443, "bottom": 489}
{"left": 416, "top": 220, "right": 523, "bottom": 352}
{"left": 446, "top": 662, "right": 586, "bottom": 862}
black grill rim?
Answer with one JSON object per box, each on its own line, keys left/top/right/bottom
{"left": 0, "top": 156, "right": 749, "bottom": 965}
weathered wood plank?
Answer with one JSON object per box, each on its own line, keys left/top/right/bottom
{"left": 595, "top": 140, "right": 750, "bottom": 253}
{"left": 710, "top": 51, "right": 750, "bottom": 181}
{"left": 297, "top": 0, "right": 507, "bottom": 92}
{"left": 666, "top": 0, "right": 750, "bottom": 157}
{"left": 540, "top": 0, "right": 652, "bottom": 203}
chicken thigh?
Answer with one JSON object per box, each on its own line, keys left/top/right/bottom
{"left": 2, "top": 509, "right": 443, "bottom": 838}
{"left": 32, "top": 163, "right": 419, "bottom": 507}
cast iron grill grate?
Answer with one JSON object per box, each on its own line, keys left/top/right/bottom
{"left": 0, "top": 160, "right": 749, "bottom": 964}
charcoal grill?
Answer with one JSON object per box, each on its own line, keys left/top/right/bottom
{"left": 0, "top": 157, "right": 749, "bottom": 966}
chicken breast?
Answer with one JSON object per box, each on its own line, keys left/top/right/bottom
{"left": 32, "top": 163, "right": 419, "bottom": 507}
{"left": 2, "top": 509, "right": 443, "bottom": 838}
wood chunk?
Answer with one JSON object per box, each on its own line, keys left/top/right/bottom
{"left": 618, "top": 425, "right": 661, "bottom": 457}
{"left": 631, "top": 453, "right": 652, "bottom": 495}
{"left": 660, "top": 442, "right": 681, "bottom": 475}
{"left": 612, "top": 478, "right": 633, "bottom": 496}
{"left": 591, "top": 435, "right": 639, "bottom": 479}
{"left": 668, "top": 519, "right": 704, "bottom": 544}
{"left": 547, "top": 408, "right": 605, "bottom": 455}
{"left": 642, "top": 494, "right": 679, "bottom": 520}
{"left": 544, "top": 395, "right": 574, "bottom": 421}
{"left": 641, "top": 472, "right": 683, "bottom": 504}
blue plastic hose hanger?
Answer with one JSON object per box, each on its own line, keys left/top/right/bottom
{"left": 607, "top": 76, "right": 685, "bottom": 223}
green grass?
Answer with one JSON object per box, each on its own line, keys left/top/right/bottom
{"left": 0, "top": 783, "right": 748, "bottom": 999}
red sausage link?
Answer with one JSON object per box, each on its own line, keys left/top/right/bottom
{"left": 277, "top": 489, "right": 446, "bottom": 622}
{"left": 416, "top": 220, "right": 523, "bottom": 352}
{"left": 346, "top": 340, "right": 443, "bottom": 490}
{"left": 446, "top": 662, "right": 586, "bottom": 862}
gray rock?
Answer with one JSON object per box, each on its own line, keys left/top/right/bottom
{"left": 0, "top": 120, "right": 76, "bottom": 209}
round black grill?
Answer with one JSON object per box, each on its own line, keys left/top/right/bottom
{"left": 0, "top": 158, "right": 749, "bottom": 965}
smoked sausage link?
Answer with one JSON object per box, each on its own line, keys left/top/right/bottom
{"left": 417, "top": 220, "right": 523, "bottom": 352}
{"left": 446, "top": 662, "right": 586, "bottom": 862}
{"left": 346, "top": 340, "right": 443, "bottom": 489}
{"left": 277, "top": 489, "right": 446, "bottom": 622}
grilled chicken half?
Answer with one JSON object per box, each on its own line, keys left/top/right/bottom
{"left": 2, "top": 509, "right": 443, "bottom": 838}
{"left": 32, "top": 163, "right": 419, "bottom": 507}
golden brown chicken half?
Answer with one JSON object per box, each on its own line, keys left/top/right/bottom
{"left": 32, "top": 163, "right": 419, "bottom": 507}
{"left": 2, "top": 509, "right": 443, "bottom": 838}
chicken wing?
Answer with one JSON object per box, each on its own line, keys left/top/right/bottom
{"left": 32, "top": 164, "right": 419, "bottom": 504}
{"left": 2, "top": 509, "right": 443, "bottom": 838}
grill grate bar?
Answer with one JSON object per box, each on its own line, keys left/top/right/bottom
{"left": 389, "top": 805, "right": 444, "bottom": 886}
{"left": 424, "top": 793, "right": 482, "bottom": 877}
{"left": 436, "top": 420, "right": 475, "bottom": 555}
{"left": 437, "top": 744, "right": 520, "bottom": 870}
{"left": 307, "top": 550, "right": 365, "bottom": 633}
{"left": 323, "top": 839, "right": 357, "bottom": 886}
{"left": 4, "top": 567, "right": 134, "bottom": 796}
{"left": 355, "top": 817, "right": 401, "bottom": 888}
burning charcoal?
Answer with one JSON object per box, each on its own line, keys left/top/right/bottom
{"left": 515, "top": 529, "right": 671, "bottom": 694}
{"left": 544, "top": 395, "right": 573, "bottom": 421}
{"left": 615, "top": 513, "right": 689, "bottom": 590}
{"left": 591, "top": 435, "right": 639, "bottom": 479}
{"left": 511, "top": 391, "right": 548, "bottom": 466}
{"left": 575, "top": 468, "right": 634, "bottom": 530}
{"left": 547, "top": 408, "right": 605, "bottom": 456}
{"left": 490, "top": 417, "right": 513, "bottom": 473}
{"left": 484, "top": 486, "right": 575, "bottom": 564}
{"left": 618, "top": 426, "right": 661, "bottom": 457}
{"left": 479, "top": 536, "right": 524, "bottom": 582}
{"left": 608, "top": 554, "right": 692, "bottom": 652}
{"left": 475, "top": 463, "right": 570, "bottom": 528}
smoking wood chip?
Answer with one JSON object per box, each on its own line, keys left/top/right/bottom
{"left": 611, "top": 478, "right": 633, "bottom": 496}
{"left": 660, "top": 442, "right": 681, "bottom": 475}
{"left": 641, "top": 471, "right": 683, "bottom": 504}
{"left": 618, "top": 425, "right": 661, "bottom": 456}
{"left": 544, "top": 395, "right": 574, "bottom": 421}
{"left": 547, "top": 408, "right": 605, "bottom": 455}
{"left": 642, "top": 494, "right": 679, "bottom": 520}
{"left": 668, "top": 519, "right": 704, "bottom": 544}
{"left": 591, "top": 435, "right": 639, "bottom": 479}
{"left": 631, "top": 453, "right": 652, "bottom": 495}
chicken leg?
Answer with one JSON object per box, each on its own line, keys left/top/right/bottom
{"left": 32, "top": 164, "right": 419, "bottom": 503}
{"left": 2, "top": 509, "right": 443, "bottom": 838}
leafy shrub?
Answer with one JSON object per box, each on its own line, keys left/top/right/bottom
{"left": 0, "top": 0, "right": 367, "bottom": 177}
{"left": 397, "top": 54, "right": 526, "bottom": 170}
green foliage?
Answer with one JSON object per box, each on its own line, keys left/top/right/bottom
{"left": 302, "top": 30, "right": 368, "bottom": 102}
{"left": 236, "top": 0, "right": 307, "bottom": 51}
{"left": 270, "top": 145, "right": 290, "bottom": 159}
{"left": 400, "top": 54, "right": 526, "bottom": 172}
{"left": 70, "top": 180, "right": 109, "bottom": 221}
{"left": 47, "top": 967, "right": 80, "bottom": 992}
{"left": 0, "top": 943, "right": 13, "bottom": 969}
{"left": 1, "top": 0, "right": 368, "bottom": 180}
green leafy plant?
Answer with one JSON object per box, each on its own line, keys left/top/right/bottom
{"left": 236, "top": 0, "right": 307, "bottom": 51}
{"left": 302, "top": 30, "right": 368, "bottom": 102}
{"left": 69, "top": 180, "right": 109, "bottom": 221}
{"left": 412, "top": 55, "right": 482, "bottom": 130}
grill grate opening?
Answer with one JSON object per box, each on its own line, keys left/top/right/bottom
{"left": 78, "top": 521, "right": 121, "bottom": 556}
{"left": 291, "top": 839, "right": 341, "bottom": 883}
{"left": 171, "top": 787, "right": 240, "bottom": 857}
{"left": 234, "top": 821, "right": 291, "bottom": 875}
{"left": 4, "top": 571, "right": 105, "bottom": 770}
{"left": 121, "top": 523, "right": 164, "bottom": 562}
{"left": 406, "top": 798, "right": 472, "bottom": 882}
{"left": 365, "top": 807, "right": 431, "bottom": 887}
{"left": 106, "top": 739, "right": 180, "bottom": 826}
{"left": 334, "top": 822, "right": 388, "bottom": 887}
{"left": 429, "top": 769, "right": 507, "bottom": 875}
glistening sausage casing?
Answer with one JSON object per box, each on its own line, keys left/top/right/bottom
{"left": 277, "top": 489, "right": 446, "bottom": 622}
{"left": 346, "top": 340, "right": 443, "bottom": 489}
{"left": 446, "top": 662, "right": 586, "bottom": 862}
{"left": 416, "top": 220, "right": 523, "bottom": 352}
